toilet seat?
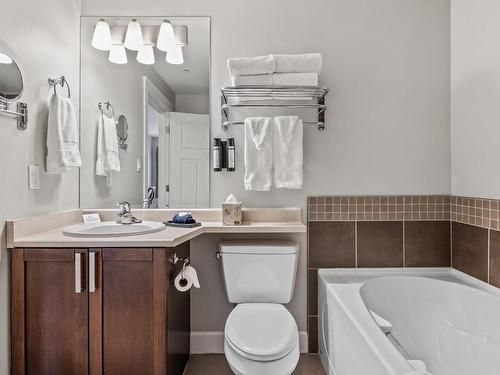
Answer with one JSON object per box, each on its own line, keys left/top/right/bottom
{"left": 225, "top": 303, "right": 298, "bottom": 361}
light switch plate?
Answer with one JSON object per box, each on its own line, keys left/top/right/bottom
{"left": 28, "top": 165, "right": 40, "bottom": 190}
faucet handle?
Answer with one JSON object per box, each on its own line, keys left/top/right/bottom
{"left": 118, "top": 201, "right": 131, "bottom": 215}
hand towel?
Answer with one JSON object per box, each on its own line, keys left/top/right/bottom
{"left": 227, "top": 55, "right": 275, "bottom": 76}
{"left": 273, "top": 116, "right": 303, "bottom": 189}
{"left": 244, "top": 117, "right": 273, "bottom": 191}
{"left": 46, "top": 93, "right": 81, "bottom": 173}
{"left": 96, "top": 114, "right": 120, "bottom": 177}
{"left": 273, "top": 53, "right": 322, "bottom": 73}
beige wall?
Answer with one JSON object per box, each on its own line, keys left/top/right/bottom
{"left": 82, "top": 0, "right": 451, "bottom": 347}
{"left": 451, "top": 0, "right": 500, "bottom": 198}
{"left": 0, "top": 0, "right": 81, "bottom": 372}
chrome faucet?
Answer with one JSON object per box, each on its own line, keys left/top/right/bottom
{"left": 117, "top": 202, "right": 142, "bottom": 224}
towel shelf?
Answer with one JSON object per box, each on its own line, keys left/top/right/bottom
{"left": 221, "top": 85, "right": 329, "bottom": 131}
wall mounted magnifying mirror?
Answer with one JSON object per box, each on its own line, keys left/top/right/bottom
{"left": 116, "top": 114, "right": 128, "bottom": 150}
{"left": 0, "top": 52, "right": 28, "bottom": 130}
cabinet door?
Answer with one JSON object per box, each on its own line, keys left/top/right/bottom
{"left": 11, "top": 249, "right": 88, "bottom": 375}
{"left": 90, "top": 248, "right": 168, "bottom": 375}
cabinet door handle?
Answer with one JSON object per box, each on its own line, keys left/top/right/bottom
{"left": 89, "top": 252, "right": 96, "bottom": 293}
{"left": 75, "top": 252, "right": 83, "bottom": 293}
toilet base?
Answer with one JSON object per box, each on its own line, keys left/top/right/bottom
{"left": 224, "top": 338, "right": 300, "bottom": 375}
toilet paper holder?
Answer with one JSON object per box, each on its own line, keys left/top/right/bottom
{"left": 169, "top": 253, "right": 190, "bottom": 266}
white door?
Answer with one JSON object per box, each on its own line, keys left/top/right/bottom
{"left": 169, "top": 112, "right": 209, "bottom": 208}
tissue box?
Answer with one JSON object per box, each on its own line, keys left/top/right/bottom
{"left": 222, "top": 203, "right": 242, "bottom": 225}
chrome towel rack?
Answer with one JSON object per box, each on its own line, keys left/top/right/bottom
{"left": 221, "top": 85, "right": 329, "bottom": 131}
{"left": 48, "top": 76, "right": 71, "bottom": 98}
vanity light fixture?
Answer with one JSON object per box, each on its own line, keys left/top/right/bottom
{"left": 124, "top": 19, "right": 143, "bottom": 51}
{"left": 0, "top": 52, "right": 13, "bottom": 64}
{"left": 108, "top": 45, "right": 127, "bottom": 64}
{"left": 91, "top": 19, "right": 112, "bottom": 51}
{"left": 137, "top": 44, "right": 155, "bottom": 65}
{"left": 166, "top": 44, "right": 184, "bottom": 65}
{"left": 156, "top": 20, "right": 175, "bottom": 52}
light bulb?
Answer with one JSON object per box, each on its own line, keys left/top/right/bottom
{"left": 166, "top": 44, "right": 184, "bottom": 65}
{"left": 0, "top": 52, "right": 13, "bottom": 64}
{"left": 137, "top": 45, "right": 155, "bottom": 65}
{"left": 156, "top": 20, "right": 175, "bottom": 52}
{"left": 108, "top": 45, "right": 127, "bottom": 64}
{"left": 91, "top": 19, "right": 112, "bottom": 51}
{"left": 124, "top": 19, "right": 143, "bottom": 51}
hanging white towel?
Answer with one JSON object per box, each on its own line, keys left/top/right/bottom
{"left": 244, "top": 117, "right": 273, "bottom": 191}
{"left": 273, "top": 116, "right": 303, "bottom": 189}
{"left": 46, "top": 93, "right": 81, "bottom": 173}
{"left": 273, "top": 53, "right": 322, "bottom": 73}
{"left": 227, "top": 55, "right": 275, "bottom": 77}
{"left": 96, "top": 114, "right": 120, "bottom": 177}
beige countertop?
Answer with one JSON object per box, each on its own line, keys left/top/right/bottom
{"left": 7, "top": 208, "right": 306, "bottom": 249}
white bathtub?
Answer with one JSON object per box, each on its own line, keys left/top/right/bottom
{"left": 318, "top": 268, "right": 500, "bottom": 375}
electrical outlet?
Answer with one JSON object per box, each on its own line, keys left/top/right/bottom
{"left": 28, "top": 165, "right": 40, "bottom": 190}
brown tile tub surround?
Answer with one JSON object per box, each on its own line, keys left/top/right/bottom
{"left": 405, "top": 221, "right": 450, "bottom": 267}
{"left": 306, "top": 194, "right": 500, "bottom": 353}
{"left": 357, "top": 222, "right": 403, "bottom": 267}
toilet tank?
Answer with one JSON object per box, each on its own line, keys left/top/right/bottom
{"left": 219, "top": 240, "right": 299, "bottom": 303}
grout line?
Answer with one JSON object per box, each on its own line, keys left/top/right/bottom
{"left": 450, "top": 220, "right": 453, "bottom": 268}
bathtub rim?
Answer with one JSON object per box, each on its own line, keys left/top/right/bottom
{"left": 318, "top": 267, "right": 500, "bottom": 298}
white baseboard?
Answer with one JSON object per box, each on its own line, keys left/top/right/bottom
{"left": 191, "top": 331, "right": 308, "bottom": 354}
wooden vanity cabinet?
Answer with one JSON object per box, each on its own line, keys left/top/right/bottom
{"left": 11, "top": 243, "right": 190, "bottom": 375}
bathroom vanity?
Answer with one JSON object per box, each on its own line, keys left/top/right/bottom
{"left": 7, "top": 208, "right": 305, "bottom": 375}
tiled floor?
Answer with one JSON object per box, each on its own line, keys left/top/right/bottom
{"left": 184, "top": 354, "right": 326, "bottom": 375}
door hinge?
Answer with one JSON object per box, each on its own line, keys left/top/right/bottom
{"left": 166, "top": 185, "right": 170, "bottom": 192}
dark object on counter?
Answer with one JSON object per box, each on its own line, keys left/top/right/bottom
{"left": 172, "top": 212, "right": 196, "bottom": 224}
{"left": 164, "top": 221, "right": 202, "bottom": 228}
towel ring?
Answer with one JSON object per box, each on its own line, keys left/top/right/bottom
{"left": 48, "top": 76, "right": 71, "bottom": 98}
{"left": 98, "top": 101, "right": 115, "bottom": 118}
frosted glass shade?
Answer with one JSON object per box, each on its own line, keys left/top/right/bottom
{"left": 91, "top": 19, "right": 112, "bottom": 51}
{"left": 137, "top": 45, "right": 155, "bottom": 65}
{"left": 108, "top": 45, "right": 127, "bottom": 64}
{"left": 156, "top": 20, "right": 175, "bottom": 52}
{"left": 124, "top": 19, "right": 143, "bottom": 51}
{"left": 166, "top": 44, "right": 184, "bottom": 65}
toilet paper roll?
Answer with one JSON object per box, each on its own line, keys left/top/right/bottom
{"left": 174, "top": 272, "right": 193, "bottom": 292}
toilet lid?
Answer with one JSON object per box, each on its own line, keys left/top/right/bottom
{"left": 225, "top": 303, "right": 298, "bottom": 362}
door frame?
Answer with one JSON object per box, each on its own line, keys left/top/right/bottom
{"left": 142, "top": 77, "right": 174, "bottom": 206}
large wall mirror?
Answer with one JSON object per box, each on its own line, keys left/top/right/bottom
{"left": 79, "top": 16, "right": 210, "bottom": 209}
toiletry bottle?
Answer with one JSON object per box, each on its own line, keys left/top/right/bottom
{"left": 227, "top": 138, "right": 235, "bottom": 172}
{"left": 213, "top": 138, "right": 222, "bottom": 171}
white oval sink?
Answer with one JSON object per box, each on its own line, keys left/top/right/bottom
{"left": 63, "top": 221, "right": 166, "bottom": 237}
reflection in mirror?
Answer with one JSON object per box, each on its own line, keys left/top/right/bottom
{"left": 116, "top": 114, "right": 128, "bottom": 150}
{"left": 0, "top": 52, "right": 23, "bottom": 102}
{"left": 79, "top": 17, "right": 210, "bottom": 209}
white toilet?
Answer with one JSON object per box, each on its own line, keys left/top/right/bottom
{"left": 219, "top": 240, "right": 300, "bottom": 375}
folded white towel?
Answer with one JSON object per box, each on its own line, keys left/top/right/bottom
{"left": 46, "top": 93, "right": 81, "bottom": 173}
{"left": 231, "top": 72, "right": 318, "bottom": 86}
{"left": 231, "top": 74, "right": 273, "bottom": 86}
{"left": 227, "top": 55, "right": 275, "bottom": 77}
{"left": 272, "top": 72, "right": 318, "bottom": 86}
{"left": 273, "top": 53, "right": 322, "bottom": 73}
{"left": 96, "top": 114, "right": 120, "bottom": 177}
{"left": 244, "top": 117, "right": 273, "bottom": 191}
{"left": 273, "top": 116, "right": 303, "bottom": 189}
